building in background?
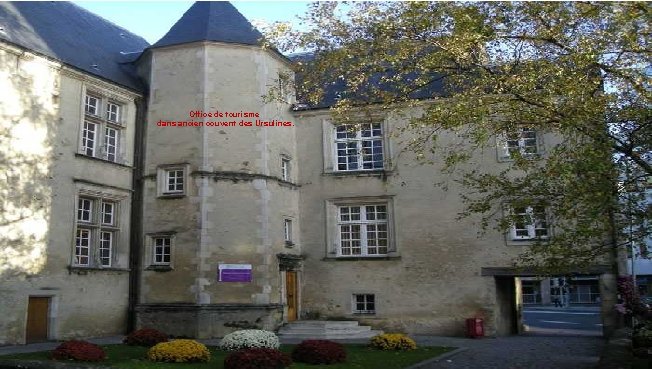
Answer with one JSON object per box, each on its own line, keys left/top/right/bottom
{"left": 521, "top": 277, "right": 601, "bottom": 306}
{"left": 627, "top": 178, "right": 652, "bottom": 297}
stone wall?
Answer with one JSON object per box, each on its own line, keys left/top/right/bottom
{"left": 135, "top": 303, "right": 283, "bottom": 338}
{"left": 0, "top": 41, "right": 139, "bottom": 344}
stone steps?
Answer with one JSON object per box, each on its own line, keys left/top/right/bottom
{"left": 277, "top": 320, "right": 383, "bottom": 341}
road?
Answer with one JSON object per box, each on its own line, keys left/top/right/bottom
{"left": 523, "top": 306, "right": 602, "bottom": 335}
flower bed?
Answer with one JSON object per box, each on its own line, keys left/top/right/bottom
{"left": 50, "top": 340, "right": 106, "bottom": 362}
{"left": 292, "top": 339, "right": 346, "bottom": 364}
{"left": 147, "top": 339, "right": 210, "bottom": 363}
{"left": 218, "top": 329, "right": 280, "bottom": 351}
{"left": 123, "top": 328, "right": 168, "bottom": 347}
{"left": 370, "top": 333, "right": 417, "bottom": 351}
{"left": 224, "top": 348, "right": 292, "bottom": 369}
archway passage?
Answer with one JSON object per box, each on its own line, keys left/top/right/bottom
{"left": 521, "top": 276, "right": 602, "bottom": 336}
{"left": 483, "top": 267, "right": 615, "bottom": 337}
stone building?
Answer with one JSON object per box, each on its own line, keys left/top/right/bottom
{"left": 0, "top": 1, "right": 620, "bottom": 345}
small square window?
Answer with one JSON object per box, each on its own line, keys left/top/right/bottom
{"left": 509, "top": 205, "right": 550, "bottom": 241}
{"left": 165, "top": 169, "right": 184, "bottom": 194}
{"left": 498, "top": 128, "right": 539, "bottom": 161}
{"left": 153, "top": 237, "right": 172, "bottom": 265}
{"left": 353, "top": 294, "right": 375, "bottom": 314}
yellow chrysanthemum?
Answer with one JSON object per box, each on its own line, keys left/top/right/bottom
{"left": 147, "top": 339, "right": 211, "bottom": 363}
{"left": 370, "top": 333, "right": 417, "bottom": 351}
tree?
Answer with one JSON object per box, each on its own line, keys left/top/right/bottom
{"left": 266, "top": 1, "right": 651, "bottom": 274}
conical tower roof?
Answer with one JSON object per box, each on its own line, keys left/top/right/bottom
{"left": 152, "top": 1, "right": 263, "bottom": 48}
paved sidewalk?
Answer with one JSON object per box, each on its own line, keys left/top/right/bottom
{"left": 413, "top": 335, "right": 604, "bottom": 369}
{"left": 0, "top": 337, "right": 123, "bottom": 356}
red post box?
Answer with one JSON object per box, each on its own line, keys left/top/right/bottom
{"left": 466, "top": 317, "right": 484, "bottom": 338}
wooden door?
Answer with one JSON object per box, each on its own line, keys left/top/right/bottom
{"left": 26, "top": 297, "right": 49, "bottom": 343}
{"left": 286, "top": 271, "right": 298, "bottom": 321}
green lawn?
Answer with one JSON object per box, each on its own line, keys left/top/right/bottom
{"left": 0, "top": 344, "right": 452, "bottom": 369}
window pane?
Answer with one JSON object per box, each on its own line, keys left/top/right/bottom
{"left": 75, "top": 228, "right": 90, "bottom": 265}
{"left": 85, "top": 95, "right": 99, "bottom": 115}
{"left": 82, "top": 122, "right": 97, "bottom": 156}
{"left": 77, "top": 198, "right": 93, "bottom": 222}
{"left": 102, "top": 202, "right": 114, "bottom": 225}
{"left": 106, "top": 103, "right": 120, "bottom": 122}
{"left": 105, "top": 127, "right": 118, "bottom": 162}
{"left": 99, "top": 231, "right": 112, "bottom": 266}
{"left": 154, "top": 237, "right": 171, "bottom": 264}
{"left": 349, "top": 207, "right": 360, "bottom": 221}
{"left": 165, "top": 169, "right": 184, "bottom": 193}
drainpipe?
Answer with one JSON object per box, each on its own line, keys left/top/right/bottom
{"left": 128, "top": 95, "right": 148, "bottom": 332}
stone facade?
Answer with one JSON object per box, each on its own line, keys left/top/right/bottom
{"left": 0, "top": 42, "right": 140, "bottom": 344}
{"left": 0, "top": 1, "right": 620, "bottom": 345}
{"left": 136, "top": 41, "right": 300, "bottom": 338}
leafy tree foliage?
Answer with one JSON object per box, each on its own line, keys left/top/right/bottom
{"left": 267, "top": 2, "right": 651, "bottom": 273}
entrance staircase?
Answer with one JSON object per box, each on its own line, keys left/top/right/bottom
{"left": 277, "top": 320, "right": 383, "bottom": 341}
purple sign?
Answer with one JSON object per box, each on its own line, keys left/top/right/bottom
{"left": 218, "top": 264, "right": 252, "bottom": 282}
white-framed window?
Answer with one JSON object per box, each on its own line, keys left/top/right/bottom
{"left": 99, "top": 231, "right": 113, "bottom": 266}
{"left": 75, "top": 229, "right": 91, "bottom": 266}
{"left": 157, "top": 165, "right": 188, "bottom": 197}
{"left": 73, "top": 195, "right": 120, "bottom": 267}
{"left": 165, "top": 169, "right": 184, "bottom": 194}
{"left": 101, "top": 201, "right": 114, "bottom": 225}
{"left": 497, "top": 127, "right": 540, "bottom": 161}
{"left": 334, "top": 123, "right": 384, "bottom": 171}
{"left": 80, "top": 90, "right": 124, "bottom": 163}
{"left": 106, "top": 102, "right": 121, "bottom": 123}
{"left": 85, "top": 94, "right": 100, "bottom": 116}
{"left": 352, "top": 294, "right": 376, "bottom": 314}
{"left": 81, "top": 122, "right": 97, "bottom": 156}
{"left": 77, "top": 197, "right": 93, "bottom": 222}
{"left": 284, "top": 219, "right": 293, "bottom": 244}
{"left": 338, "top": 204, "right": 388, "bottom": 256}
{"left": 104, "top": 127, "right": 118, "bottom": 162}
{"left": 153, "top": 236, "right": 172, "bottom": 265}
{"left": 281, "top": 157, "right": 291, "bottom": 181}
{"left": 509, "top": 205, "right": 550, "bottom": 240}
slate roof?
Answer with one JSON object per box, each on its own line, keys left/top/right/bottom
{"left": 152, "top": 1, "right": 264, "bottom": 49}
{"left": 0, "top": 1, "right": 149, "bottom": 92}
{"left": 291, "top": 53, "right": 448, "bottom": 110}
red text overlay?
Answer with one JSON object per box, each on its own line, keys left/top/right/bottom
{"left": 157, "top": 110, "right": 294, "bottom": 127}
